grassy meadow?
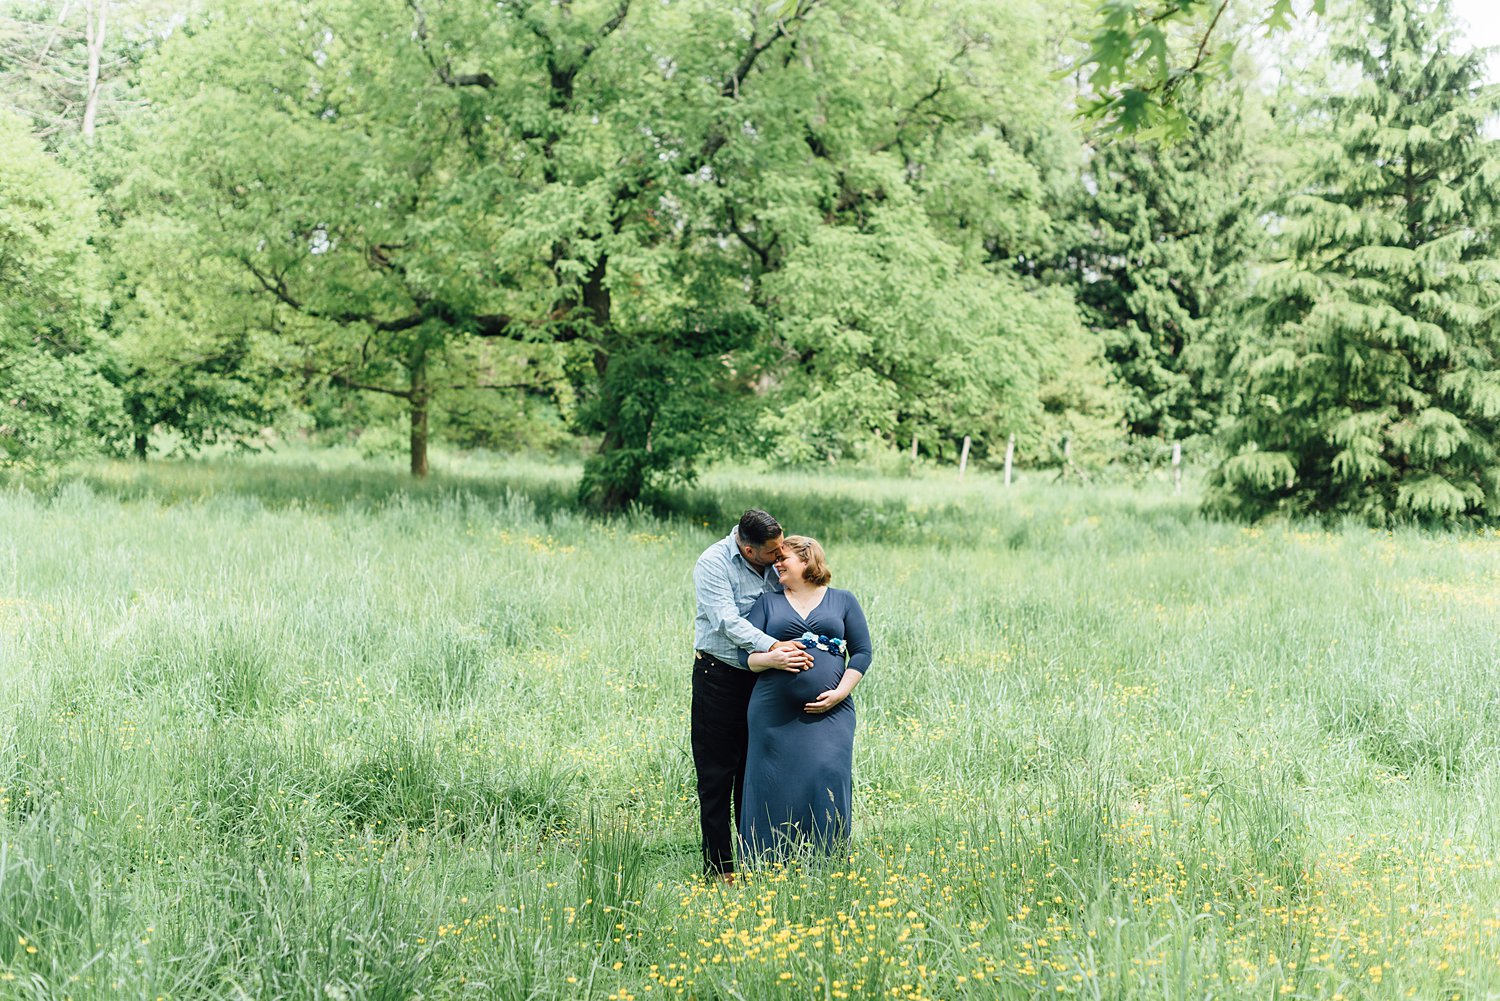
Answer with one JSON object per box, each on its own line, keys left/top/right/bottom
{"left": 1, "top": 449, "right": 1498, "bottom": 999}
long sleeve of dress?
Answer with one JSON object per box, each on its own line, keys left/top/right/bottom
{"left": 735, "top": 594, "right": 772, "bottom": 669}
{"left": 843, "top": 592, "right": 872, "bottom": 675}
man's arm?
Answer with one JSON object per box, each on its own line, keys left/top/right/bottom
{"left": 693, "top": 556, "right": 776, "bottom": 654}
{"left": 739, "top": 595, "right": 811, "bottom": 673}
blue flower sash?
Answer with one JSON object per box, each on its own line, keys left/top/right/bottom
{"left": 799, "top": 631, "right": 847, "bottom": 657}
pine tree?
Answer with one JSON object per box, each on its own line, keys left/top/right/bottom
{"left": 1069, "top": 82, "right": 1261, "bottom": 443}
{"left": 1210, "top": 0, "right": 1500, "bottom": 524}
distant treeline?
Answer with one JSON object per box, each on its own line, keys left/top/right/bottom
{"left": 2, "top": 0, "right": 1498, "bottom": 523}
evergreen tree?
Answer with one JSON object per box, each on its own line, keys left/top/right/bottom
{"left": 1211, "top": 0, "right": 1500, "bottom": 524}
{"left": 1069, "top": 82, "right": 1261, "bottom": 443}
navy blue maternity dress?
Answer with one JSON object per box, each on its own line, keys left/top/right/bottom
{"left": 736, "top": 588, "right": 872, "bottom": 859}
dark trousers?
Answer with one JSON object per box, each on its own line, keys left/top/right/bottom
{"left": 691, "top": 651, "right": 758, "bottom": 874}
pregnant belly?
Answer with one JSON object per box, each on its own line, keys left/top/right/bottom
{"left": 763, "top": 656, "right": 844, "bottom": 707}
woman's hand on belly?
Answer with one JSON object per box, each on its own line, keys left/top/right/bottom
{"left": 804, "top": 687, "right": 849, "bottom": 714}
{"left": 804, "top": 666, "right": 864, "bottom": 714}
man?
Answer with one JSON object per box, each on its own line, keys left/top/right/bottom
{"left": 692, "top": 508, "right": 812, "bottom": 878}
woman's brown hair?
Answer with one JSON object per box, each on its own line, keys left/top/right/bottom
{"left": 782, "top": 535, "right": 831, "bottom": 586}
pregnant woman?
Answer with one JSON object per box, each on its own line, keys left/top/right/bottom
{"left": 737, "top": 536, "right": 872, "bottom": 859}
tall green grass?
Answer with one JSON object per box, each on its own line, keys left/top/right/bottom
{"left": 0, "top": 450, "right": 1497, "bottom": 998}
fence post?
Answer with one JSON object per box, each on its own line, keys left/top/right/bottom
{"left": 1003, "top": 433, "right": 1015, "bottom": 487}
{"left": 958, "top": 436, "right": 971, "bottom": 481}
{"left": 910, "top": 433, "right": 919, "bottom": 460}
{"left": 1172, "top": 441, "right": 1182, "bottom": 495}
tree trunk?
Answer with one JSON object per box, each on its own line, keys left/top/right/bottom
{"left": 583, "top": 344, "right": 638, "bottom": 511}
{"left": 409, "top": 349, "right": 429, "bottom": 478}
{"left": 592, "top": 425, "right": 636, "bottom": 511}
{"left": 579, "top": 256, "right": 642, "bottom": 511}
{"left": 133, "top": 431, "right": 148, "bottom": 459}
{"left": 82, "top": 0, "right": 107, "bottom": 142}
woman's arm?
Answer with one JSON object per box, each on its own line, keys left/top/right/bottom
{"left": 805, "top": 591, "right": 871, "bottom": 714}
{"left": 843, "top": 592, "right": 872, "bottom": 675}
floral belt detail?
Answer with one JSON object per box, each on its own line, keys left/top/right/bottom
{"left": 799, "top": 631, "right": 847, "bottom": 656}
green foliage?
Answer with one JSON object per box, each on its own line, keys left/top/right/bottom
{"left": 1210, "top": 0, "right": 1500, "bottom": 525}
{"left": 1080, "top": 0, "right": 1327, "bottom": 135}
{"left": 734, "top": 1, "right": 1121, "bottom": 469}
{"left": 576, "top": 311, "right": 767, "bottom": 509}
{"left": 1035, "top": 314, "right": 1131, "bottom": 467}
{"left": 763, "top": 204, "right": 1041, "bottom": 461}
{"left": 125, "top": 0, "right": 570, "bottom": 473}
{"left": 0, "top": 112, "right": 125, "bottom": 469}
{"left": 87, "top": 133, "right": 292, "bottom": 457}
{"left": 1066, "top": 81, "right": 1262, "bottom": 443}
{"left": 108, "top": 282, "right": 284, "bottom": 457}
{"left": 119, "top": 0, "right": 1120, "bottom": 501}
{"left": 764, "top": 206, "right": 1126, "bottom": 467}
{"left": 432, "top": 338, "right": 574, "bottom": 453}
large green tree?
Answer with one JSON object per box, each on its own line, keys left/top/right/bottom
{"left": 128, "top": 0, "right": 1111, "bottom": 504}
{"left": 0, "top": 1, "right": 279, "bottom": 458}
{"left": 761, "top": 202, "right": 1117, "bottom": 466}
{"left": 98, "top": 195, "right": 289, "bottom": 458}
{"left": 735, "top": 1, "right": 1122, "bottom": 467}
{"left": 129, "top": 0, "right": 829, "bottom": 497}
{"left": 1210, "top": 0, "right": 1500, "bottom": 524}
{"left": 127, "top": 0, "right": 577, "bottom": 479}
{"left": 0, "top": 111, "right": 124, "bottom": 469}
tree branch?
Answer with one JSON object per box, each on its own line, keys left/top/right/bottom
{"left": 35, "top": 0, "right": 76, "bottom": 65}
{"left": 444, "top": 379, "right": 559, "bottom": 392}
{"left": 579, "top": 0, "right": 631, "bottom": 61}
{"left": 407, "top": 0, "right": 497, "bottom": 88}
{"left": 468, "top": 310, "right": 574, "bottom": 340}
{"left": 318, "top": 367, "right": 411, "bottom": 398}
{"left": 695, "top": 0, "right": 825, "bottom": 166}
{"left": 721, "top": 2, "right": 819, "bottom": 98}
{"left": 240, "top": 254, "right": 579, "bottom": 345}
{"left": 1195, "top": 3, "right": 1232, "bottom": 66}
{"left": 724, "top": 201, "right": 776, "bottom": 270}
{"left": 239, "top": 256, "right": 426, "bottom": 332}
{"left": 870, "top": 71, "right": 949, "bottom": 153}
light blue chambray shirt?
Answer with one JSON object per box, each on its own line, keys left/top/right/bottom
{"left": 692, "top": 528, "right": 783, "bottom": 666}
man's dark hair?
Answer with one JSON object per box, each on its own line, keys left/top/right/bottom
{"left": 738, "top": 509, "right": 782, "bottom": 545}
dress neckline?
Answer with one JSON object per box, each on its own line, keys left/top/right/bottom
{"left": 782, "top": 587, "right": 828, "bottom": 621}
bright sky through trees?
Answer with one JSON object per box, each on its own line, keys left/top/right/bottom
{"left": 1451, "top": 0, "right": 1500, "bottom": 80}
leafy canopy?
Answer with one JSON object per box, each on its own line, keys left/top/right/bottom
{"left": 0, "top": 111, "right": 124, "bottom": 469}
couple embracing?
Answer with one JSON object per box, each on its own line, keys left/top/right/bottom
{"left": 690, "top": 509, "right": 873, "bottom": 877}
